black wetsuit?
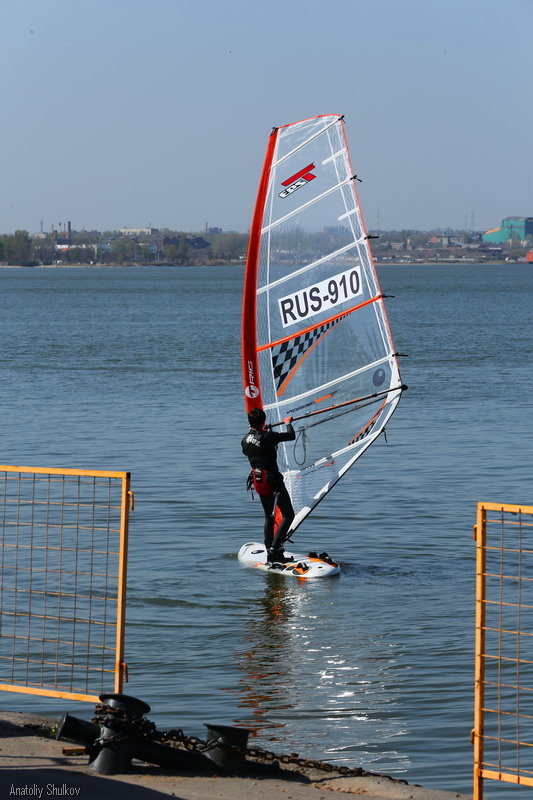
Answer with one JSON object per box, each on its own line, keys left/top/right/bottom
{"left": 241, "top": 424, "right": 296, "bottom": 559}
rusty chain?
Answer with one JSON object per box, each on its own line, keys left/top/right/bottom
{"left": 157, "top": 729, "right": 409, "bottom": 785}
{"left": 90, "top": 704, "right": 408, "bottom": 787}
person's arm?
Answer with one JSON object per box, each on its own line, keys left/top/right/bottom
{"left": 272, "top": 418, "right": 296, "bottom": 443}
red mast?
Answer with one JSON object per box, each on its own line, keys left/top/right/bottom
{"left": 241, "top": 127, "right": 279, "bottom": 413}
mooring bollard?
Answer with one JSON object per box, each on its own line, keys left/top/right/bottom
{"left": 203, "top": 723, "right": 250, "bottom": 771}
{"left": 56, "top": 693, "right": 218, "bottom": 774}
{"left": 89, "top": 693, "right": 151, "bottom": 775}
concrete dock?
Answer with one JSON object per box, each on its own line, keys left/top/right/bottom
{"left": 0, "top": 712, "right": 472, "bottom": 800}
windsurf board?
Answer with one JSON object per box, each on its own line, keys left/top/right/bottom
{"left": 238, "top": 542, "right": 340, "bottom": 578}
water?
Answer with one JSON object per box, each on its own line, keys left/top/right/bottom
{"left": 1, "top": 262, "right": 532, "bottom": 797}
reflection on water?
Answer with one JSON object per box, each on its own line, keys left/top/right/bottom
{"left": 227, "top": 571, "right": 410, "bottom": 772}
{"left": 231, "top": 575, "right": 304, "bottom": 736}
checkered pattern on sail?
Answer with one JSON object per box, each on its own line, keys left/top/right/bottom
{"left": 272, "top": 317, "right": 342, "bottom": 392}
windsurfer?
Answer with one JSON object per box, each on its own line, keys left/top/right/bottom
{"left": 242, "top": 408, "right": 296, "bottom": 563}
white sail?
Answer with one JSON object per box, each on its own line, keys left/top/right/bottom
{"left": 242, "top": 114, "right": 404, "bottom": 533}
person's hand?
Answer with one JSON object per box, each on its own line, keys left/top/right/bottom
{"left": 283, "top": 416, "right": 293, "bottom": 424}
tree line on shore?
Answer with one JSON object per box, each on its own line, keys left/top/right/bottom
{"left": 0, "top": 229, "right": 249, "bottom": 266}
{"left": 0, "top": 226, "right": 529, "bottom": 266}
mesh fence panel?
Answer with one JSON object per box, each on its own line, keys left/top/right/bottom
{"left": 0, "top": 466, "right": 130, "bottom": 701}
{"left": 474, "top": 502, "right": 533, "bottom": 798}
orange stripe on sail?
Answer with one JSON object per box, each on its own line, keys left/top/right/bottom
{"left": 257, "top": 294, "right": 382, "bottom": 353}
{"left": 277, "top": 330, "right": 334, "bottom": 397}
{"left": 349, "top": 400, "right": 386, "bottom": 444}
{"left": 315, "top": 394, "right": 333, "bottom": 403}
{"left": 277, "top": 344, "right": 316, "bottom": 397}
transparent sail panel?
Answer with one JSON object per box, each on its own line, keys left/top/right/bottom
{"left": 281, "top": 394, "right": 400, "bottom": 525}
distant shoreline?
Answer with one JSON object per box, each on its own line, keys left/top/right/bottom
{"left": 0, "top": 259, "right": 524, "bottom": 269}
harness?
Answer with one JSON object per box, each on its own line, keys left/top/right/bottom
{"left": 247, "top": 467, "right": 276, "bottom": 498}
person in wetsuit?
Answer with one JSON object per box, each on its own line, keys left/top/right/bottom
{"left": 241, "top": 407, "right": 296, "bottom": 564}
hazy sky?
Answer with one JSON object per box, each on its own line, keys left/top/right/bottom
{"left": 1, "top": 0, "right": 531, "bottom": 234}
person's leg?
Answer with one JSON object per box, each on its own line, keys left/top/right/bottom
{"left": 268, "top": 487, "right": 295, "bottom": 558}
{"left": 259, "top": 494, "right": 275, "bottom": 551}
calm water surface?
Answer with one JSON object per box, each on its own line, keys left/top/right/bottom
{"left": 1, "top": 263, "right": 532, "bottom": 798}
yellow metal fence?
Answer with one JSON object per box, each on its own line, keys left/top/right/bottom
{"left": 0, "top": 465, "right": 132, "bottom": 703}
{"left": 473, "top": 501, "right": 533, "bottom": 799}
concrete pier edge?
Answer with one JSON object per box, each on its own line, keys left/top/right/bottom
{"left": 0, "top": 711, "right": 471, "bottom": 800}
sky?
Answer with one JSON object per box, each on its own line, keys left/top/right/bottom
{"left": 1, "top": 0, "right": 532, "bottom": 234}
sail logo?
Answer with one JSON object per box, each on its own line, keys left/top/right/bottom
{"left": 278, "top": 164, "right": 316, "bottom": 198}
{"left": 245, "top": 360, "right": 259, "bottom": 398}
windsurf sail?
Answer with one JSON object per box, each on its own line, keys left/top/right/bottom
{"left": 242, "top": 114, "right": 405, "bottom": 534}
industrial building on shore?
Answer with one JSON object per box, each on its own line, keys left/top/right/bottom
{"left": 482, "top": 216, "right": 533, "bottom": 244}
